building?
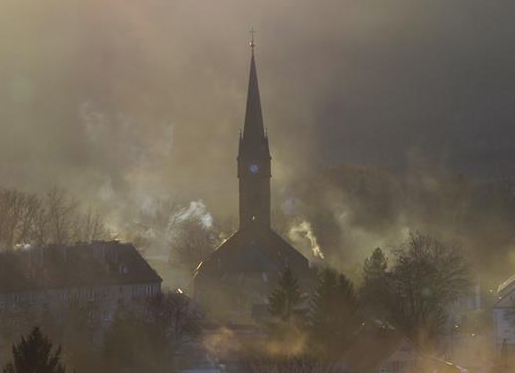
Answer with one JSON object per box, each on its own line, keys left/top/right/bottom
{"left": 493, "top": 273, "right": 515, "bottom": 356}
{"left": 0, "top": 241, "right": 162, "bottom": 326}
{"left": 194, "top": 41, "right": 311, "bottom": 322}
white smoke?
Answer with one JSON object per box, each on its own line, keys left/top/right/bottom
{"left": 288, "top": 220, "right": 325, "bottom": 260}
{"left": 80, "top": 101, "right": 174, "bottom": 168}
{"left": 15, "top": 244, "right": 34, "bottom": 251}
{"left": 170, "top": 200, "right": 213, "bottom": 230}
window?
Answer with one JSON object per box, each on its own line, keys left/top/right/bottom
{"left": 104, "top": 289, "right": 111, "bottom": 300}
{"left": 87, "top": 289, "right": 95, "bottom": 301}
{"left": 390, "top": 361, "right": 400, "bottom": 372}
{"left": 102, "top": 309, "right": 111, "bottom": 322}
{"left": 132, "top": 286, "right": 138, "bottom": 297}
{"left": 146, "top": 285, "right": 154, "bottom": 297}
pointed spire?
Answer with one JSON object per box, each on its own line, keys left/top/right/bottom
{"left": 242, "top": 39, "right": 265, "bottom": 146}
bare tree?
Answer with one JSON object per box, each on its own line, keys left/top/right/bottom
{"left": 71, "top": 207, "right": 109, "bottom": 243}
{"left": 144, "top": 291, "right": 201, "bottom": 348}
{"left": 44, "top": 186, "right": 78, "bottom": 245}
{"left": 373, "top": 232, "right": 470, "bottom": 349}
{"left": 0, "top": 189, "right": 42, "bottom": 250}
{"left": 169, "top": 215, "right": 218, "bottom": 272}
{"left": 0, "top": 186, "right": 109, "bottom": 249}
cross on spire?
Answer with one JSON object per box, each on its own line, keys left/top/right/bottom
{"left": 249, "top": 28, "right": 257, "bottom": 52}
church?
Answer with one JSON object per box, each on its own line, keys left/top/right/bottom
{"left": 194, "top": 39, "right": 311, "bottom": 322}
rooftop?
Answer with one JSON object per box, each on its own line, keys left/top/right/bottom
{"left": 194, "top": 223, "right": 309, "bottom": 279}
{"left": 0, "top": 241, "right": 162, "bottom": 293}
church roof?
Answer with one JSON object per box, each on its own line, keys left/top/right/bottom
{"left": 194, "top": 223, "right": 309, "bottom": 278}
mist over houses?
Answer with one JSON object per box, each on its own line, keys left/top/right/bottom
{"left": 1, "top": 43, "right": 515, "bottom": 373}
{"left": 0, "top": 241, "right": 162, "bottom": 357}
{"left": 0, "top": 241, "right": 161, "bottom": 320}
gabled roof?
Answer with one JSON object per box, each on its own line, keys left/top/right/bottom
{"left": 0, "top": 241, "right": 161, "bottom": 293}
{"left": 498, "top": 273, "right": 515, "bottom": 298}
{"left": 494, "top": 273, "right": 515, "bottom": 308}
{"left": 194, "top": 223, "right": 309, "bottom": 279}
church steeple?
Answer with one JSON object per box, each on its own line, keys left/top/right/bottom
{"left": 237, "top": 34, "right": 271, "bottom": 229}
{"left": 242, "top": 52, "right": 265, "bottom": 143}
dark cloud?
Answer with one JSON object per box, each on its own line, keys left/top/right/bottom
{"left": 1, "top": 0, "right": 515, "bottom": 230}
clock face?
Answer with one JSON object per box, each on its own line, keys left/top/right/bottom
{"left": 249, "top": 164, "right": 259, "bottom": 174}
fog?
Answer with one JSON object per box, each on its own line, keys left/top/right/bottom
{"left": 2, "top": 0, "right": 515, "bottom": 283}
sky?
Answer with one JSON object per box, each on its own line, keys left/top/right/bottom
{"left": 1, "top": 0, "right": 515, "bottom": 227}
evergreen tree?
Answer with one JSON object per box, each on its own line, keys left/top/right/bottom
{"left": 268, "top": 267, "right": 302, "bottom": 322}
{"left": 3, "top": 327, "right": 66, "bottom": 373}
{"left": 363, "top": 247, "right": 387, "bottom": 281}
{"left": 360, "top": 248, "right": 388, "bottom": 315}
{"left": 308, "top": 268, "right": 360, "bottom": 360}
{"left": 266, "top": 268, "right": 305, "bottom": 355}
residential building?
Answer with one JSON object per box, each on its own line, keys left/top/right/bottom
{"left": 0, "top": 241, "right": 162, "bottom": 327}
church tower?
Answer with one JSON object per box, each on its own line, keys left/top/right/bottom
{"left": 194, "top": 35, "right": 310, "bottom": 323}
{"left": 237, "top": 41, "right": 271, "bottom": 228}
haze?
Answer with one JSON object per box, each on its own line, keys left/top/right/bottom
{"left": 1, "top": 0, "right": 515, "bottom": 276}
